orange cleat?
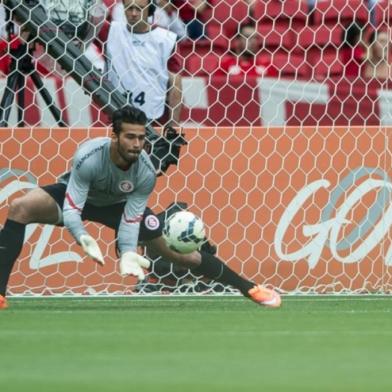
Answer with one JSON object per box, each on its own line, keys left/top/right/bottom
{"left": 248, "top": 285, "right": 281, "bottom": 308}
{"left": 0, "top": 295, "right": 8, "bottom": 310}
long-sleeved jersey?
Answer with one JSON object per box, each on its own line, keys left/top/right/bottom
{"left": 59, "top": 137, "right": 156, "bottom": 255}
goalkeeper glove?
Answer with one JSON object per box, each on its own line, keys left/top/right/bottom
{"left": 80, "top": 234, "right": 105, "bottom": 265}
{"left": 120, "top": 251, "right": 151, "bottom": 281}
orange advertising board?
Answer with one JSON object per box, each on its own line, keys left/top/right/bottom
{"left": 1, "top": 126, "right": 391, "bottom": 294}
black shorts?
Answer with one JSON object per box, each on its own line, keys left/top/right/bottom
{"left": 41, "top": 183, "right": 162, "bottom": 242}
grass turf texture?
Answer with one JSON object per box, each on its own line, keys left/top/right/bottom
{"left": 0, "top": 297, "right": 391, "bottom": 392}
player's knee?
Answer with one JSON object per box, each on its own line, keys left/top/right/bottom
{"left": 8, "top": 197, "right": 33, "bottom": 224}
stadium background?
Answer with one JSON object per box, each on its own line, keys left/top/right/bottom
{"left": 0, "top": 0, "right": 392, "bottom": 295}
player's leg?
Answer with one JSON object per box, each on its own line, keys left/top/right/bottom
{"left": 138, "top": 210, "right": 261, "bottom": 300}
{"left": 144, "top": 235, "right": 281, "bottom": 307}
{"left": 82, "top": 205, "right": 281, "bottom": 307}
{"left": 145, "top": 236, "right": 251, "bottom": 288}
{"left": 0, "top": 185, "right": 62, "bottom": 300}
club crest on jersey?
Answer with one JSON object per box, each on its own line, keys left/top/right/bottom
{"left": 145, "top": 215, "right": 160, "bottom": 230}
{"left": 119, "top": 180, "right": 134, "bottom": 193}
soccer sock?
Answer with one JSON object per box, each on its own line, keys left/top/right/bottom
{"left": 192, "top": 252, "right": 254, "bottom": 296}
{"left": 0, "top": 219, "right": 26, "bottom": 296}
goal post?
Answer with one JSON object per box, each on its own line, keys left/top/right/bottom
{"left": 0, "top": 0, "right": 391, "bottom": 295}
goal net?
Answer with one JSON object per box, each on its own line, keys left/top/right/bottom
{"left": 0, "top": 0, "right": 391, "bottom": 295}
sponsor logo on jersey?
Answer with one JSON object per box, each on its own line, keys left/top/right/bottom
{"left": 119, "top": 180, "right": 134, "bottom": 193}
{"left": 132, "top": 40, "right": 146, "bottom": 47}
{"left": 76, "top": 144, "right": 105, "bottom": 170}
{"left": 145, "top": 215, "right": 160, "bottom": 230}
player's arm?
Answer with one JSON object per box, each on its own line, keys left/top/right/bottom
{"left": 118, "top": 175, "right": 155, "bottom": 254}
{"left": 118, "top": 171, "right": 156, "bottom": 279}
{"left": 146, "top": 236, "right": 201, "bottom": 268}
{"left": 166, "top": 43, "right": 182, "bottom": 128}
{"left": 62, "top": 158, "right": 104, "bottom": 264}
{"left": 167, "top": 71, "right": 182, "bottom": 127}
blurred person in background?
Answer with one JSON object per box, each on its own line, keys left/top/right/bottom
{"left": 153, "top": 0, "right": 186, "bottom": 40}
{"left": 38, "top": 0, "right": 108, "bottom": 74}
{"left": 340, "top": 20, "right": 367, "bottom": 79}
{"left": 0, "top": 3, "right": 24, "bottom": 76}
{"left": 216, "top": 21, "right": 278, "bottom": 77}
{"left": 111, "top": 0, "right": 187, "bottom": 39}
{"left": 364, "top": 29, "right": 392, "bottom": 80}
{"left": 0, "top": 3, "right": 6, "bottom": 37}
{"left": 0, "top": 1, "right": 108, "bottom": 76}
{"left": 105, "top": 0, "right": 182, "bottom": 128}
{"left": 243, "top": 0, "right": 257, "bottom": 19}
{"left": 367, "top": 0, "right": 380, "bottom": 26}
{"left": 0, "top": 3, "right": 10, "bottom": 75}
{"left": 173, "top": 0, "right": 210, "bottom": 40}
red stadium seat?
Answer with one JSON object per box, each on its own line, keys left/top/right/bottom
{"left": 209, "top": 0, "right": 250, "bottom": 38}
{"left": 313, "top": 0, "right": 369, "bottom": 25}
{"left": 253, "top": 0, "right": 308, "bottom": 21}
{"left": 185, "top": 53, "right": 220, "bottom": 76}
{"left": 177, "top": 36, "right": 229, "bottom": 58}
{"left": 373, "top": 0, "right": 392, "bottom": 28}
{"left": 272, "top": 51, "right": 311, "bottom": 78}
{"left": 258, "top": 20, "right": 296, "bottom": 51}
{"left": 205, "top": 23, "right": 231, "bottom": 52}
{"left": 255, "top": 1, "right": 307, "bottom": 52}
{"left": 296, "top": 24, "right": 343, "bottom": 49}
{"left": 307, "top": 46, "right": 343, "bottom": 81}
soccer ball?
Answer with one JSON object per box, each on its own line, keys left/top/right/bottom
{"left": 163, "top": 211, "right": 206, "bottom": 253}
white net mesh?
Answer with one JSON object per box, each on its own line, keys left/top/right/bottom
{"left": 0, "top": 0, "right": 391, "bottom": 295}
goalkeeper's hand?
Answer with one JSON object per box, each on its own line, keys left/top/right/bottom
{"left": 79, "top": 234, "right": 105, "bottom": 265}
{"left": 120, "top": 251, "right": 151, "bottom": 281}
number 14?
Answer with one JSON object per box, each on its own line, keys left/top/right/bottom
{"left": 126, "top": 91, "right": 146, "bottom": 106}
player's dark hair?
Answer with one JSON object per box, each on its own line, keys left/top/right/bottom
{"left": 122, "top": 0, "right": 156, "bottom": 17}
{"left": 112, "top": 105, "right": 147, "bottom": 135}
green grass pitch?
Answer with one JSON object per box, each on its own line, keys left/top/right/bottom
{"left": 0, "top": 296, "right": 391, "bottom": 392}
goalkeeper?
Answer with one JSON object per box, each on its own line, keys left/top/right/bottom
{"left": 0, "top": 105, "right": 280, "bottom": 309}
